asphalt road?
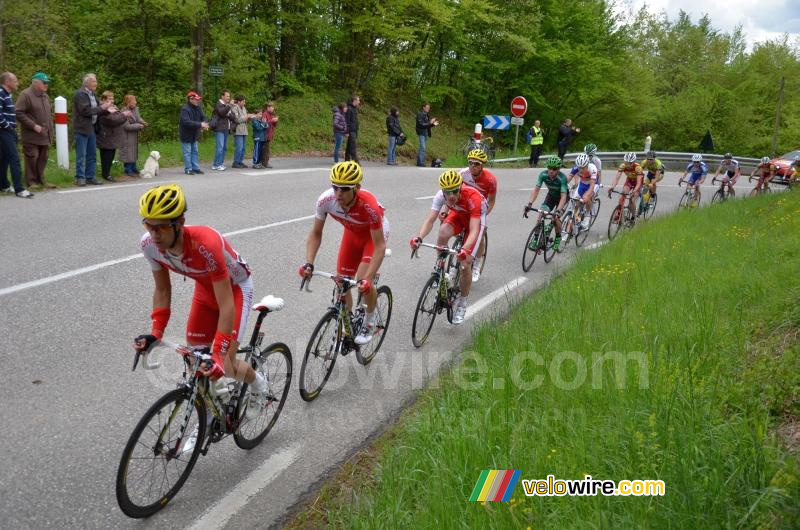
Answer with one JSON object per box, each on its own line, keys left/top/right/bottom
{"left": 0, "top": 160, "right": 761, "bottom": 529}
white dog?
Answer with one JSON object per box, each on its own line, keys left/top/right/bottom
{"left": 140, "top": 151, "right": 160, "bottom": 179}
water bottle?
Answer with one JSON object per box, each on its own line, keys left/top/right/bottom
{"left": 211, "top": 378, "right": 232, "bottom": 403}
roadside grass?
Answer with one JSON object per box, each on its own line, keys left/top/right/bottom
{"left": 12, "top": 90, "right": 539, "bottom": 192}
{"left": 291, "top": 193, "right": 800, "bottom": 528}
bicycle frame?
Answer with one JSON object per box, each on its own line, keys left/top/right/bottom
{"left": 301, "top": 271, "right": 366, "bottom": 352}
{"left": 412, "top": 242, "right": 461, "bottom": 307}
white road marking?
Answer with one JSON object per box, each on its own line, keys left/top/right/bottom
{"left": 58, "top": 181, "right": 168, "bottom": 193}
{"left": 415, "top": 195, "right": 436, "bottom": 200}
{"left": 0, "top": 215, "right": 314, "bottom": 297}
{"left": 242, "top": 167, "right": 328, "bottom": 176}
{"left": 586, "top": 241, "right": 607, "bottom": 250}
{"left": 187, "top": 444, "right": 301, "bottom": 530}
{"left": 465, "top": 276, "right": 528, "bottom": 321}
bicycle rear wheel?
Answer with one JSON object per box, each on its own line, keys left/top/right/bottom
{"left": 412, "top": 275, "right": 439, "bottom": 348}
{"left": 356, "top": 285, "right": 393, "bottom": 365}
{"left": 522, "top": 223, "right": 541, "bottom": 272}
{"left": 116, "top": 388, "right": 206, "bottom": 518}
{"left": 299, "top": 310, "right": 340, "bottom": 402}
{"left": 235, "top": 342, "right": 292, "bottom": 449}
{"left": 608, "top": 205, "right": 623, "bottom": 240}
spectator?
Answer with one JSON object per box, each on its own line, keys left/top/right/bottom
{"left": 344, "top": 95, "right": 359, "bottom": 162}
{"left": 73, "top": 73, "right": 114, "bottom": 186}
{"left": 415, "top": 102, "right": 438, "bottom": 167}
{"left": 179, "top": 91, "right": 209, "bottom": 175}
{"left": 211, "top": 90, "right": 234, "bottom": 170}
{"left": 251, "top": 112, "right": 267, "bottom": 169}
{"left": 15, "top": 71, "right": 55, "bottom": 188}
{"left": 527, "top": 119, "right": 544, "bottom": 167}
{"left": 557, "top": 118, "right": 580, "bottom": 159}
{"left": 0, "top": 72, "right": 33, "bottom": 198}
{"left": 386, "top": 106, "right": 404, "bottom": 165}
{"left": 96, "top": 91, "right": 131, "bottom": 182}
{"left": 260, "top": 101, "right": 278, "bottom": 169}
{"left": 120, "top": 93, "right": 147, "bottom": 176}
{"left": 230, "top": 95, "right": 255, "bottom": 168}
{"left": 332, "top": 102, "right": 347, "bottom": 163}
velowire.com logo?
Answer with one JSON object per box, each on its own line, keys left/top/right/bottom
{"left": 469, "top": 470, "right": 521, "bottom": 501}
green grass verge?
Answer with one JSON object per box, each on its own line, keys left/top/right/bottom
{"left": 291, "top": 193, "right": 800, "bottom": 529}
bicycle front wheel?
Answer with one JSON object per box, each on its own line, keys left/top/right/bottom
{"left": 559, "top": 211, "right": 573, "bottom": 251}
{"left": 543, "top": 224, "right": 556, "bottom": 263}
{"left": 575, "top": 211, "right": 590, "bottom": 247}
{"left": 235, "top": 342, "right": 292, "bottom": 449}
{"left": 645, "top": 193, "right": 657, "bottom": 218}
{"left": 711, "top": 189, "right": 723, "bottom": 204}
{"left": 299, "top": 310, "right": 340, "bottom": 402}
{"left": 357, "top": 285, "right": 393, "bottom": 365}
{"left": 116, "top": 388, "right": 206, "bottom": 518}
{"left": 475, "top": 230, "right": 488, "bottom": 275}
{"left": 608, "top": 205, "right": 623, "bottom": 240}
{"left": 522, "top": 223, "right": 541, "bottom": 272}
{"left": 590, "top": 197, "right": 601, "bottom": 227}
{"left": 412, "top": 275, "right": 439, "bottom": 348}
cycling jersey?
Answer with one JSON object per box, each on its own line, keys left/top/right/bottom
{"left": 536, "top": 170, "right": 568, "bottom": 198}
{"left": 315, "top": 188, "right": 385, "bottom": 236}
{"left": 756, "top": 163, "right": 776, "bottom": 178}
{"left": 460, "top": 167, "right": 498, "bottom": 200}
{"left": 141, "top": 225, "right": 251, "bottom": 289}
{"left": 432, "top": 186, "right": 487, "bottom": 254}
{"left": 718, "top": 159, "right": 740, "bottom": 176}
{"left": 618, "top": 162, "right": 643, "bottom": 186}
{"left": 641, "top": 159, "right": 663, "bottom": 174}
{"left": 570, "top": 163, "right": 598, "bottom": 184}
{"left": 685, "top": 162, "right": 708, "bottom": 184}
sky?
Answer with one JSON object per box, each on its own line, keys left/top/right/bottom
{"left": 616, "top": 0, "right": 800, "bottom": 49}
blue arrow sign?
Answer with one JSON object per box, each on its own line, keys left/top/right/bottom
{"left": 483, "top": 115, "right": 510, "bottom": 130}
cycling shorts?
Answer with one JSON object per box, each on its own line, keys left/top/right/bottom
{"left": 336, "top": 217, "right": 391, "bottom": 277}
{"left": 687, "top": 174, "right": 703, "bottom": 185}
{"left": 541, "top": 193, "right": 561, "bottom": 213}
{"left": 645, "top": 171, "right": 661, "bottom": 183}
{"left": 576, "top": 182, "right": 595, "bottom": 198}
{"left": 186, "top": 277, "right": 254, "bottom": 345}
{"left": 726, "top": 169, "right": 737, "bottom": 178}
{"left": 443, "top": 211, "right": 485, "bottom": 256}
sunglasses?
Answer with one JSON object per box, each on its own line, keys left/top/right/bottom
{"left": 331, "top": 185, "right": 355, "bottom": 192}
{"left": 468, "top": 161, "right": 483, "bottom": 167}
{"left": 443, "top": 187, "right": 461, "bottom": 196}
{"left": 142, "top": 220, "right": 177, "bottom": 233}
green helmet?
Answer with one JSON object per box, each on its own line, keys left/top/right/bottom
{"left": 583, "top": 143, "right": 597, "bottom": 155}
{"left": 546, "top": 156, "right": 562, "bottom": 169}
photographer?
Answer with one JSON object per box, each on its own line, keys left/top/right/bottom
{"left": 386, "top": 106, "right": 404, "bottom": 165}
{"left": 415, "top": 102, "right": 438, "bottom": 167}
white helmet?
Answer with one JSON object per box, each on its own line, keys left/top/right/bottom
{"left": 575, "top": 154, "right": 590, "bottom": 167}
{"left": 623, "top": 152, "right": 637, "bottom": 163}
{"left": 691, "top": 154, "right": 703, "bottom": 162}
{"left": 761, "top": 156, "right": 770, "bottom": 164}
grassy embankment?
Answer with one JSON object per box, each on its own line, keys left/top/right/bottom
{"left": 290, "top": 193, "right": 800, "bottom": 528}
{"left": 27, "top": 91, "right": 536, "bottom": 189}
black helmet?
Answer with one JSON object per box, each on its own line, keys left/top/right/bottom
{"left": 723, "top": 152, "right": 732, "bottom": 159}
{"left": 646, "top": 150, "right": 655, "bottom": 159}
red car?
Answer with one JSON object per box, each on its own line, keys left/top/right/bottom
{"left": 770, "top": 149, "right": 800, "bottom": 178}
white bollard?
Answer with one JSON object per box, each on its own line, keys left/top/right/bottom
{"left": 644, "top": 135, "right": 652, "bottom": 153}
{"left": 55, "top": 96, "right": 69, "bottom": 170}
{"left": 474, "top": 123, "right": 482, "bottom": 140}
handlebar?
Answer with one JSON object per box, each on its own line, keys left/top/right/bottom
{"left": 609, "top": 189, "right": 631, "bottom": 197}
{"left": 524, "top": 206, "right": 557, "bottom": 217}
{"left": 132, "top": 338, "right": 207, "bottom": 372}
{"left": 410, "top": 242, "right": 459, "bottom": 260}
{"left": 300, "top": 270, "right": 359, "bottom": 293}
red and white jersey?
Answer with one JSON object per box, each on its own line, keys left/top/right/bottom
{"left": 459, "top": 167, "right": 498, "bottom": 200}
{"left": 431, "top": 186, "right": 487, "bottom": 219}
{"left": 315, "top": 188, "right": 385, "bottom": 236}
{"left": 140, "top": 225, "right": 251, "bottom": 289}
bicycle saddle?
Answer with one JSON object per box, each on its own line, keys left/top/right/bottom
{"left": 252, "top": 295, "right": 285, "bottom": 312}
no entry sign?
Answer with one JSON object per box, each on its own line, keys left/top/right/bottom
{"left": 510, "top": 96, "right": 527, "bottom": 118}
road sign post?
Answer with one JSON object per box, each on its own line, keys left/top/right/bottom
{"left": 510, "top": 97, "right": 528, "bottom": 155}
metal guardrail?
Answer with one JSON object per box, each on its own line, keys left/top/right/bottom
{"left": 494, "top": 151, "right": 763, "bottom": 169}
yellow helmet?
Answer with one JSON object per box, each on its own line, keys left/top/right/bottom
{"left": 139, "top": 184, "right": 186, "bottom": 219}
{"left": 330, "top": 161, "right": 363, "bottom": 186}
{"left": 467, "top": 149, "right": 488, "bottom": 164}
{"left": 438, "top": 169, "right": 463, "bottom": 190}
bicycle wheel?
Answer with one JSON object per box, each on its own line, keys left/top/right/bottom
{"left": 748, "top": 187, "right": 759, "bottom": 197}
{"left": 445, "top": 258, "right": 462, "bottom": 323}
{"left": 623, "top": 207, "right": 635, "bottom": 230}
{"left": 234, "top": 342, "right": 292, "bottom": 449}
{"left": 412, "top": 275, "right": 439, "bottom": 348}
{"left": 116, "top": 388, "right": 206, "bottom": 518}
{"left": 356, "top": 285, "right": 393, "bottom": 364}
{"left": 475, "top": 230, "right": 488, "bottom": 275}
{"left": 299, "top": 310, "right": 340, "bottom": 402}
{"left": 559, "top": 212, "right": 573, "bottom": 251}
{"left": 522, "top": 223, "right": 541, "bottom": 272}
{"left": 543, "top": 223, "right": 556, "bottom": 263}
{"left": 711, "top": 189, "right": 723, "bottom": 204}
{"left": 590, "top": 197, "right": 601, "bottom": 227}
{"left": 645, "top": 193, "right": 657, "bottom": 218}
{"left": 608, "top": 205, "right": 623, "bottom": 240}
{"left": 575, "top": 211, "right": 590, "bottom": 247}
{"left": 678, "top": 191, "right": 691, "bottom": 209}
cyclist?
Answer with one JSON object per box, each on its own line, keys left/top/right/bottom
{"left": 640, "top": 150, "right": 664, "bottom": 202}
{"left": 567, "top": 153, "right": 598, "bottom": 230}
{"left": 789, "top": 156, "right": 800, "bottom": 186}
{"left": 524, "top": 156, "right": 568, "bottom": 249}
{"left": 749, "top": 156, "right": 776, "bottom": 193}
{"left": 584, "top": 143, "right": 602, "bottom": 184}
{"left": 680, "top": 154, "right": 708, "bottom": 205}
{"left": 713, "top": 152, "right": 740, "bottom": 195}
{"left": 458, "top": 148, "right": 496, "bottom": 282}
{"left": 300, "top": 161, "right": 388, "bottom": 345}
{"left": 410, "top": 169, "right": 486, "bottom": 325}
{"left": 133, "top": 184, "right": 269, "bottom": 419}
{"left": 609, "top": 152, "right": 644, "bottom": 217}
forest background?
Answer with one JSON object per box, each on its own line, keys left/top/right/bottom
{"left": 1, "top": 0, "right": 798, "bottom": 158}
